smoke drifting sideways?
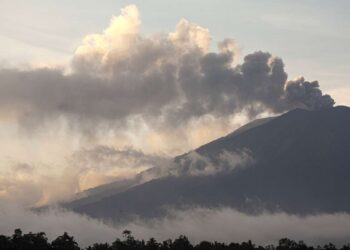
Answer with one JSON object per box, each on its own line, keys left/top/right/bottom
{"left": 1, "top": 204, "right": 350, "bottom": 248}
{"left": 0, "top": 143, "right": 250, "bottom": 207}
{"left": 0, "top": 5, "right": 334, "bottom": 133}
{"left": 0, "top": 146, "right": 171, "bottom": 207}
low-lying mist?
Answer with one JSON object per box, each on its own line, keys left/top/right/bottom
{"left": 1, "top": 204, "right": 350, "bottom": 248}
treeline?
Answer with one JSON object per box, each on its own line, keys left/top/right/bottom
{"left": 0, "top": 229, "right": 349, "bottom": 250}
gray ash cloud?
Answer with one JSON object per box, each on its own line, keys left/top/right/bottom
{"left": 0, "top": 5, "right": 334, "bottom": 131}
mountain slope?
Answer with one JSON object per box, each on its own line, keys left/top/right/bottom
{"left": 71, "top": 106, "right": 350, "bottom": 221}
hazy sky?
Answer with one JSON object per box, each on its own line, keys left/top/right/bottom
{"left": 1, "top": 0, "right": 349, "bottom": 101}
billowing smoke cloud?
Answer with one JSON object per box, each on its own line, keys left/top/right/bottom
{"left": 1, "top": 205, "right": 350, "bottom": 247}
{"left": 285, "top": 77, "right": 335, "bottom": 110}
{"left": 0, "top": 5, "right": 334, "bottom": 132}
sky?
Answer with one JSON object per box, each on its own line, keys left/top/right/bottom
{"left": 0, "top": 0, "right": 349, "bottom": 207}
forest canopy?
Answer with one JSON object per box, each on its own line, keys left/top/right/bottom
{"left": 0, "top": 229, "right": 349, "bottom": 250}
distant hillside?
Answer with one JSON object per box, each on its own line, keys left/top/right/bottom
{"left": 69, "top": 106, "right": 350, "bottom": 221}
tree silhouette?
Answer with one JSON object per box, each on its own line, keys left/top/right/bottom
{"left": 0, "top": 234, "right": 11, "bottom": 250}
{"left": 0, "top": 228, "right": 349, "bottom": 250}
{"left": 172, "top": 235, "right": 193, "bottom": 250}
{"left": 86, "top": 243, "right": 110, "bottom": 250}
{"left": 340, "top": 244, "right": 350, "bottom": 250}
{"left": 277, "top": 238, "right": 298, "bottom": 250}
{"left": 51, "top": 232, "right": 80, "bottom": 250}
{"left": 146, "top": 238, "right": 160, "bottom": 250}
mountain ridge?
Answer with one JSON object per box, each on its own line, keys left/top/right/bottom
{"left": 66, "top": 106, "right": 350, "bottom": 222}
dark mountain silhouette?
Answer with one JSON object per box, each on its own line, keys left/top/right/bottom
{"left": 68, "top": 106, "right": 350, "bottom": 221}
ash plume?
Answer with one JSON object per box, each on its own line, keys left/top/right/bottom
{"left": 0, "top": 5, "right": 334, "bottom": 132}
